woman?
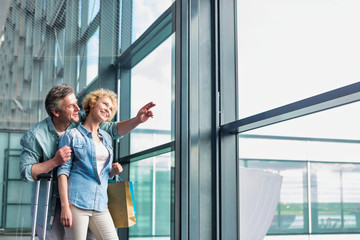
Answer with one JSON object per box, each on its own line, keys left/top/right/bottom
{"left": 57, "top": 89, "right": 124, "bottom": 239}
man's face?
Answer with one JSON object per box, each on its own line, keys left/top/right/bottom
{"left": 57, "top": 93, "right": 80, "bottom": 124}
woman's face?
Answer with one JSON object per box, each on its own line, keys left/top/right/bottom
{"left": 90, "top": 97, "right": 114, "bottom": 122}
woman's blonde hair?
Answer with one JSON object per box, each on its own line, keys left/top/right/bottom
{"left": 82, "top": 89, "right": 118, "bottom": 121}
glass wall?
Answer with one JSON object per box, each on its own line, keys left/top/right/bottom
{"left": 234, "top": 0, "right": 360, "bottom": 238}
{"left": 236, "top": 0, "right": 360, "bottom": 119}
{"left": 238, "top": 102, "right": 360, "bottom": 237}
{"left": 129, "top": 152, "right": 173, "bottom": 238}
{"left": 130, "top": 36, "right": 174, "bottom": 153}
{"left": 0, "top": 132, "right": 30, "bottom": 230}
{"left": 119, "top": 3, "right": 175, "bottom": 238}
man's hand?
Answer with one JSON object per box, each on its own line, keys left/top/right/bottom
{"left": 54, "top": 146, "right": 72, "bottom": 166}
{"left": 30, "top": 145, "right": 72, "bottom": 180}
{"left": 60, "top": 205, "right": 72, "bottom": 228}
{"left": 135, "top": 102, "right": 156, "bottom": 124}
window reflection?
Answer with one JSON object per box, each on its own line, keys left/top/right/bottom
{"left": 129, "top": 152, "right": 173, "bottom": 239}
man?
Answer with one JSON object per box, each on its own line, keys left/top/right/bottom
{"left": 19, "top": 84, "right": 155, "bottom": 239}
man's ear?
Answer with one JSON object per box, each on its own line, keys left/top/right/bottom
{"left": 51, "top": 109, "right": 60, "bottom": 117}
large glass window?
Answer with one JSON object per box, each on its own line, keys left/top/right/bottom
{"left": 84, "top": 28, "right": 99, "bottom": 86}
{"left": 129, "top": 152, "right": 173, "bottom": 239}
{"left": 239, "top": 101, "right": 360, "bottom": 236}
{"left": 130, "top": 35, "right": 174, "bottom": 154}
{"left": 0, "top": 132, "right": 31, "bottom": 230}
{"left": 132, "top": 0, "right": 173, "bottom": 43}
{"left": 236, "top": 0, "right": 360, "bottom": 118}
{"left": 119, "top": 4, "right": 175, "bottom": 240}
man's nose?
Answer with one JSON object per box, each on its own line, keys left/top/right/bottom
{"left": 75, "top": 104, "right": 80, "bottom": 111}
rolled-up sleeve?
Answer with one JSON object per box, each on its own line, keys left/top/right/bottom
{"left": 57, "top": 132, "right": 73, "bottom": 177}
{"left": 19, "top": 132, "right": 41, "bottom": 182}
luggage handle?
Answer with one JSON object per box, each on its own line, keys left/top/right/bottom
{"left": 37, "top": 173, "right": 52, "bottom": 181}
{"left": 31, "top": 173, "right": 52, "bottom": 240}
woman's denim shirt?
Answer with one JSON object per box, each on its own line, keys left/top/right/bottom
{"left": 57, "top": 123, "right": 113, "bottom": 212}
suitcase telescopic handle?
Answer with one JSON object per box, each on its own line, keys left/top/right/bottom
{"left": 37, "top": 173, "right": 52, "bottom": 181}
{"left": 31, "top": 173, "right": 53, "bottom": 240}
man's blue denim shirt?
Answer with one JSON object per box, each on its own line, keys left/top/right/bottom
{"left": 57, "top": 124, "right": 113, "bottom": 212}
{"left": 19, "top": 113, "right": 120, "bottom": 228}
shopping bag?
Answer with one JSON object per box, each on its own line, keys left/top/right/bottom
{"left": 107, "top": 177, "right": 137, "bottom": 228}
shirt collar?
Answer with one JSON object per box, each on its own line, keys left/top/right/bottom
{"left": 46, "top": 117, "right": 59, "bottom": 137}
{"left": 77, "top": 123, "right": 106, "bottom": 142}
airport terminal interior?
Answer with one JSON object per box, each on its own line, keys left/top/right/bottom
{"left": 1, "top": 0, "right": 360, "bottom": 239}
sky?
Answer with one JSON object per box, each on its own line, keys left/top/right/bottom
{"left": 237, "top": 0, "right": 360, "bottom": 119}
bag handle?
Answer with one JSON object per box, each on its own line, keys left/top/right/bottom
{"left": 115, "top": 175, "right": 124, "bottom": 182}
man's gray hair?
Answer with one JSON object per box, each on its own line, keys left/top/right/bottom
{"left": 45, "top": 84, "right": 74, "bottom": 117}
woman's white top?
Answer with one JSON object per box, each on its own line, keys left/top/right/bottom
{"left": 94, "top": 140, "right": 110, "bottom": 175}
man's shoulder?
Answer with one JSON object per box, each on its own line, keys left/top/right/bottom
{"left": 20, "top": 117, "right": 52, "bottom": 150}
{"left": 22, "top": 117, "right": 50, "bottom": 138}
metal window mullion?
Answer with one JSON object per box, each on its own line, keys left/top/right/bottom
{"left": 307, "top": 161, "right": 312, "bottom": 234}
{"left": 152, "top": 158, "right": 156, "bottom": 235}
{"left": 219, "top": 0, "right": 239, "bottom": 239}
{"left": 222, "top": 82, "right": 360, "bottom": 134}
{"left": 175, "top": 0, "right": 189, "bottom": 239}
{"left": 117, "top": 1, "right": 133, "bottom": 239}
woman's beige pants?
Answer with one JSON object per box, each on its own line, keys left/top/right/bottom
{"left": 70, "top": 205, "right": 118, "bottom": 240}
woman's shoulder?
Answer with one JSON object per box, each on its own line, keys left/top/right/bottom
{"left": 99, "top": 128, "right": 111, "bottom": 140}
{"left": 61, "top": 128, "right": 84, "bottom": 142}
{"left": 64, "top": 127, "right": 81, "bottom": 137}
